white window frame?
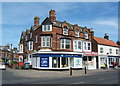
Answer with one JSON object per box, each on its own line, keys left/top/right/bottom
{"left": 100, "top": 47, "right": 103, "bottom": 53}
{"left": 83, "top": 42, "right": 91, "bottom": 51}
{"left": 61, "top": 39, "right": 71, "bottom": 49}
{"left": 84, "top": 32, "right": 88, "bottom": 39}
{"left": 41, "top": 36, "right": 51, "bottom": 47}
{"left": 30, "top": 32, "right": 32, "bottom": 38}
{"left": 35, "top": 35, "right": 38, "bottom": 43}
{"left": 42, "top": 25, "right": 52, "bottom": 31}
{"left": 75, "top": 29, "right": 79, "bottom": 37}
{"left": 109, "top": 48, "right": 112, "bottom": 54}
{"left": 73, "top": 40, "right": 82, "bottom": 51}
{"left": 26, "top": 35, "right": 27, "bottom": 41}
{"left": 29, "top": 41, "right": 33, "bottom": 50}
{"left": 116, "top": 49, "right": 118, "bottom": 54}
{"left": 19, "top": 44, "right": 23, "bottom": 53}
{"left": 63, "top": 28, "right": 68, "bottom": 35}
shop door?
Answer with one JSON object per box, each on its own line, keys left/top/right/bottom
{"left": 52, "top": 57, "right": 60, "bottom": 68}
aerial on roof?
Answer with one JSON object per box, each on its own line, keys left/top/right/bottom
{"left": 94, "top": 37, "right": 118, "bottom": 47}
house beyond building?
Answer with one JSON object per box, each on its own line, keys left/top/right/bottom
{"left": 92, "top": 34, "right": 119, "bottom": 69}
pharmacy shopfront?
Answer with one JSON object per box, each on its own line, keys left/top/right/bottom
{"left": 32, "top": 52, "right": 83, "bottom": 69}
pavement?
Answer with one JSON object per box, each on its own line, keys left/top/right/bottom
{"left": 4, "top": 67, "right": 119, "bottom": 78}
{"left": 2, "top": 67, "right": 119, "bottom": 84}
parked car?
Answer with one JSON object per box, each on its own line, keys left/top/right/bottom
{"left": 0, "top": 59, "right": 6, "bottom": 70}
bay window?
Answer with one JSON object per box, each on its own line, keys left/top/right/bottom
{"left": 83, "top": 42, "right": 91, "bottom": 51}
{"left": 74, "top": 40, "right": 82, "bottom": 50}
{"left": 61, "top": 39, "right": 71, "bottom": 49}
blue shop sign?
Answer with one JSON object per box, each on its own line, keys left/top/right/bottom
{"left": 40, "top": 57, "right": 49, "bottom": 67}
{"left": 33, "top": 54, "right": 81, "bottom": 57}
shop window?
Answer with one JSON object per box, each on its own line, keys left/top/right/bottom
{"left": 83, "top": 56, "right": 87, "bottom": 61}
{"left": 61, "top": 39, "right": 71, "bottom": 49}
{"left": 63, "top": 26, "right": 68, "bottom": 35}
{"left": 41, "top": 36, "right": 51, "bottom": 47}
{"left": 62, "top": 57, "right": 68, "bottom": 68}
{"left": 52, "top": 57, "right": 60, "bottom": 68}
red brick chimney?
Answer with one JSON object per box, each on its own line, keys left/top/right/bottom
{"left": 104, "top": 33, "right": 109, "bottom": 40}
{"left": 34, "top": 16, "right": 40, "bottom": 26}
{"left": 49, "top": 10, "right": 56, "bottom": 22}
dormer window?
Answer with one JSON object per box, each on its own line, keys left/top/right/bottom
{"left": 75, "top": 29, "right": 79, "bottom": 37}
{"left": 42, "top": 25, "right": 52, "bottom": 31}
{"left": 63, "top": 26, "right": 68, "bottom": 35}
{"left": 84, "top": 32, "right": 88, "bottom": 39}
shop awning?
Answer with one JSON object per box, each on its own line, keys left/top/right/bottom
{"left": 33, "top": 54, "right": 82, "bottom": 58}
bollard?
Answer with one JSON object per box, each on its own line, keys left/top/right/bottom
{"left": 85, "top": 67, "right": 87, "bottom": 74}
{"left": 70, "top": 67, "right": 72, "bottom": 76}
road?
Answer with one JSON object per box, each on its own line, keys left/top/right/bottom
{"left": 1, "top": 68, "right": 119, "bottom": 85}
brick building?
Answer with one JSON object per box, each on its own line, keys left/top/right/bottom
{"left": 18, "top": 10, "right": 98, "bottom": 69}
{"left": 0, "top": 44, "right": 19, "bottom": 64}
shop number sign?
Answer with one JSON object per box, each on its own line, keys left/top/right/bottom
{"left": 40, "top": 57, "right": 49, "bottom": 67}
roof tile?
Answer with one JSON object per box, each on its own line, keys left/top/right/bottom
{"left": 94, "top": 37, "right": 118, "bottom": 47}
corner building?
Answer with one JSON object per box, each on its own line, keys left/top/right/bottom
{"left": 18, "top": 10, "right": 97, "bottom": 70}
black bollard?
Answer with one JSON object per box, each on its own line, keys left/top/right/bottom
{"left": 85, "top": 67, "right": 87, "bottom": 74}
{"left": 70, "top": 67, "right": 72, "bottom": 76}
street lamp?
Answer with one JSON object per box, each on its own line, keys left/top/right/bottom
{"left": 10, "top": 44, "right": 13, "bottom": 61}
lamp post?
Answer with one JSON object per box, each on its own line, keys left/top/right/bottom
{"left": 10, "top": 44, "right": 13, "bottom": 61}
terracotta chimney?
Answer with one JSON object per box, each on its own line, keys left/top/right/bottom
{"left": 34, "top": 16, "right": 40, "bottom": 26}
{"left": 104, "top": 33, "right": 109, "bottom": 40}
{"left": 49, "top": 10, "right": 56, "bottom": 22}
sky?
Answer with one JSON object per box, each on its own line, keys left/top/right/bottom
{"left": 1, "top": 2, "right": 119, "bottom": 48}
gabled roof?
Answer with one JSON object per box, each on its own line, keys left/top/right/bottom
{"left": 94, "top": 37, "right": 118, "bottom": 47}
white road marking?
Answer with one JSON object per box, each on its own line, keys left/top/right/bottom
{"left": 73, "top": 81, "right": 85, "bottom": 84}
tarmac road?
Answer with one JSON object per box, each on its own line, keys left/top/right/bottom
{"left": 1, "top": 68, "right": 119, "bottom": 85}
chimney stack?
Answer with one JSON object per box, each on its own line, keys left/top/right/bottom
{"left": 49, "top": 10, "right": 56, "bottom": 22}
{"left": 34, "top": 16, "right": 40, "bottom": 26}
{"left": 104, "top": 33, "right": 109, "bottom": 40}
{"left": 117, "top": 41, "right": 120, "bottom": 45}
